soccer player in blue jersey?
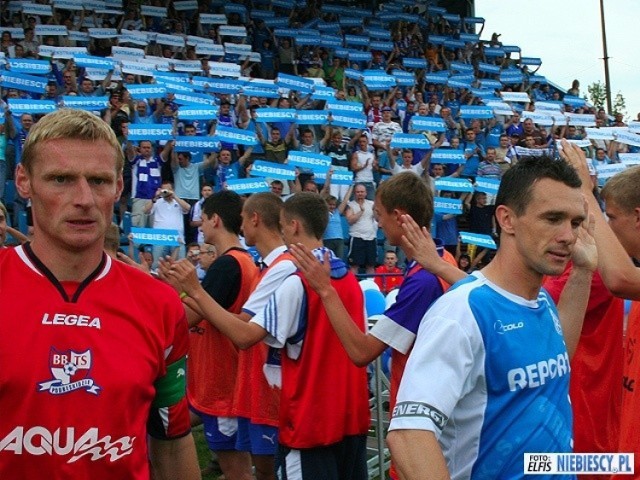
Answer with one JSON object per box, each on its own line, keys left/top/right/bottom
{"left": 387, "top": 156, "right": 597, "bottom": 479}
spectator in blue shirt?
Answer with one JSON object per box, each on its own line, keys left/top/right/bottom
{"left": 460, "top": 128, "right": 485, "bottom": 179}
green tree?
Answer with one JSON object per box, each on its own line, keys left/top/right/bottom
{"left": 613, "top": 91, "right": 627, "bottom": 119}
{"left": 586, "top": 81, "right": 606, "bottom": 110}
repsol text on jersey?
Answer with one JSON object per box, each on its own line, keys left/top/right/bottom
{"left": 41, "top": 313, "right": 101, "bottom": 329}
{"left": 507, "top": 352, "right": 570, "bottom": 391}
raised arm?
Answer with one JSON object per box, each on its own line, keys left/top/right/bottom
{"left": 337, "top": 185, "right": 354, "bottom": 215}
{"left": 560, "top": 139, "right": 640, "bottom": 299}
{"left": 387, "top": 146, "right": 398, "bottom": 169}
{"left": 160, "top": 139, "right": 174, "bottom": 163}
{"left": 399, "top": 214, "right": 466, "bottom": 286}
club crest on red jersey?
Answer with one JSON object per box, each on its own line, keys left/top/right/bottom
{"left": 38, "top": 348, "right": 101, "bottom": 395}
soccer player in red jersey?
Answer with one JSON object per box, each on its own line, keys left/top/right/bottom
{"left": 0, "top": 109, "right": 199, "bottom": 479}
{"left": 562, "top": 141, "right": 640, "bottom": 477}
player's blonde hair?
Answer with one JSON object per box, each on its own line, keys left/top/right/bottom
{"left": 21, "top": 109, "right": 123, "bottom": 175}
{"left": 601, "top": 165, "right": 640, "bottom": 213}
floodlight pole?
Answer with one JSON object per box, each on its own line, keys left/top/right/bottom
{"left": 599, "top": 0, "right": 613, "bottom": 114}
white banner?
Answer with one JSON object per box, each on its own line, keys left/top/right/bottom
{"left": 219, "top": 26, "right": 247, "bottom": 37}
{"left": 619, "top": 153, "right": 640, "bottom": 166}
{"left": 22, "top": 2, "right": 53, "bottom": 16}
{"left": 584, "top": 127, "right": 616, "bottom": 141}
{"left": 173, "top": 0, "right": 198, "bottom": 11}
{"left": 200, "top": 14, "right": 227, "bottom": 25}
{"left": 140, "top": 5, "right": 167, "bottom": 17}
{"left": 628, "top": 121, "right": 640, "bottom": 133}
{"left": 112, "top": 46, "right": 145, "bottom": 60}
{"left": 171, "top": 60, "right": 203, "bottom": 73}
{"left": 535, "top": 101, "right": 563, "bottom": 112}
{"left": 120, "top": 61, "right": 156, "bottom": 77}
{"left": 500, "top": 91, "right": 530, "bottom": 103}
{"left": 119, "top": 31, "right": 148, "bottom": 46}
{"left": 38, "top": 46, "right": 87, "bottom": 59}
{"left": 564, "top": 139, "right": 592, "bottom": 148}
{"left": 523, "top": 111, "right": 555, "bottom": 127}
{"left": 35, "top": 25, "right": 69, "bottom": 36}
{"left": 566, "top": 113, "right": 596, "bottom": 127}
{"left": 208, "top": 61, "right": 241, "bottom": 78}
{"left": 88, "top": 28, "right": 118, "bottom": 39}
{"left": 53, "top": 0, "right": 84, "bottom": 10}
{"left": 186, "top": 35, "right": 213, "bottom": 46}
{"left": 155, "top": 33, "right": 186, "bottom": 48}
{"left": 615, "top": 130, "right": 640, "bottom": 148}
{"left": 196, "top": 43, "right": 225, "bottom": 56}
{"left": 224, "top": 43, "right": 252, "bottom": 55}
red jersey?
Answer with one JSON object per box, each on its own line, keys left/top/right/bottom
{"left": 279, "top": 270, "right": 370, "bottom": 449}
{"left": 187, "top": 248, "right": 259, "bottom": 416}
{"left": 373, "top": 265, "right": 403, "bottom": 294}
{"left": 0, "top": 245, "right": 191, "bottom": 479}
{"left": 232, "top": 253, "right": 293, "bottom": 426}
{"left": 544, "top": 266, "right": 623, "bottom": 464}
{"left": 618, "top": 301, "right": 640, "bottom": 478}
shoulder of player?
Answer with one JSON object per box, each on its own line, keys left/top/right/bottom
{"left": 207, "top": 251, "right": 243, "bottom": 274}
{"left": 276, "top": 273, "right": 305, "bottom": 298}
{"left": 425, "top": 275, "right": 484, "bottom": 318}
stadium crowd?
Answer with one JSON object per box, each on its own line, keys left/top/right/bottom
{"left": 1, "top": 0, "right": 640, "bottom": 479}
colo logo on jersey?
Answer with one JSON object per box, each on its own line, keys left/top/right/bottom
{"left": 38, "top": 348, "right": 100, "bottom": 395}
{"left": 494, "top": 319, "right": 524, "bottom": 334}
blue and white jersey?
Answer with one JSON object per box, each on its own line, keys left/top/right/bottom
{"left": 389, "top": 272, "right": 574, "bottom": 480}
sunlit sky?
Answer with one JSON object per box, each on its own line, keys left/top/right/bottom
{"left": 474, "top": 0, "right": 639, "bottom": 120}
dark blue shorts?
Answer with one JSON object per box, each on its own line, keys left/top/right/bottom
{"left": 235, "top": 417, "right": 279, "bottom": 455}
{"left": 191, "top": 407, "right": 239, "bottom": 451}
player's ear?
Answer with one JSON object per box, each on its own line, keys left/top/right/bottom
{"left": 495, "top": 204, "right": 515, "bottom": 235}
{"left": 15, "top": 164, "right": 32, "bottom": 200}
{"left": 393, "top": 208, "right": 403, "bottom": 225}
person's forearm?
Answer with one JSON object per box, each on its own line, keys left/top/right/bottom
{"left": 557, "top": 266, "right": 594, "bottom": 358}
{"left": 149, "top": 434, "right": 199, "bottom": 480}
{"left": 175, "top": 196, "right": 190, "bottom": 213}
{"left": 426, "top": 258, "right": 466, "bottom": 286}
{"left": 185, "top": 288, "right": 259, "bottom": 349}
{"left": 584, "top": 186, "right": 640, "bottom": 299}
{"left": 387, "top": 430, "right": 450, "bottom": 480}
{"left": 317, "top": 286, "right": 382, "bottom": 366}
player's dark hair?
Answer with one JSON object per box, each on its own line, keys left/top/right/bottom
{"left": 495, "top": 156, "right": 581, "bottom": 216}
{"left": 202, "top": 190, "right": 243, "bottom": 235}
{"left": 282, "top": 192, "right": 328, "bottom": 240}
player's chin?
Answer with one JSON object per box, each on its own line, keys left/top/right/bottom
{"left": 62, "top": 231, "right": 103, "bottom": 250}
{"left": 539, "top": 257, "right": 569, "bottom": 276}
